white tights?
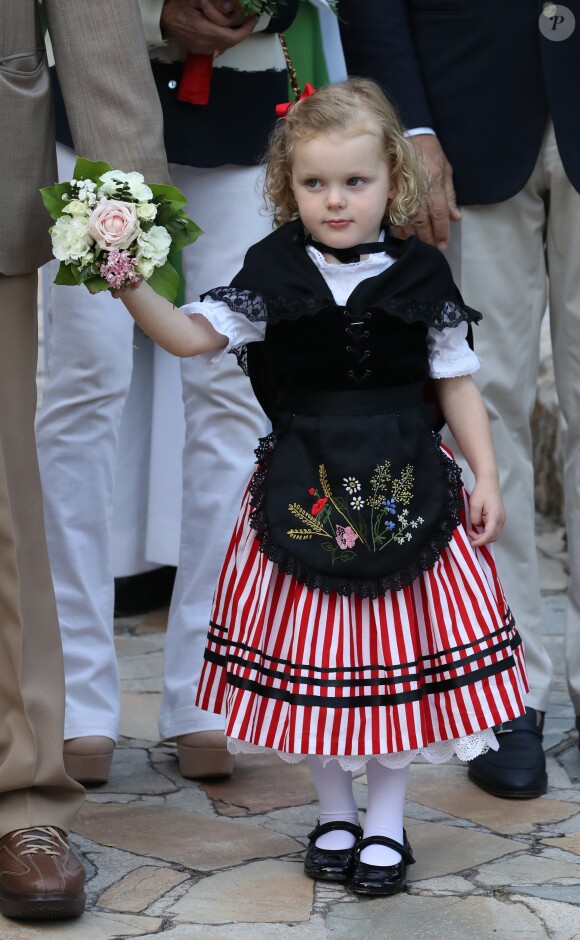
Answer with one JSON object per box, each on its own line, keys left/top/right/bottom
{"left": 307, "top": 756, "right": 410, "bottom": 865}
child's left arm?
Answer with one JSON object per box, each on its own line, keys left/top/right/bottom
{"left": 436, "top": 375, "right": 505, "bottom": 547}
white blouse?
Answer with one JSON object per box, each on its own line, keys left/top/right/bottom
{"left": 182, "top": 244, "right": 480, "bottom": 379}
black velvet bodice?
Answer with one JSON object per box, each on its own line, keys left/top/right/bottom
{"left": 263, "top": 305, "right": 428, "bottom": 393}
{"left": 203, "top": 219, "right": 481, "bottom": 417}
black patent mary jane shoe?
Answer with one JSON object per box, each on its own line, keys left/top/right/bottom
{"left": 347, "top": 832, "right": 415, "bottom": 897}
{"left": 303, "top": 821, "right": 363, "bottom": 882}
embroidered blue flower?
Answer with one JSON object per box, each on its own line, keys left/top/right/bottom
{"left": 384, "top": 520, "right": 396, "bottom": 531}
{"left": 382, "top": 497, "right": 396, "bottom": 515}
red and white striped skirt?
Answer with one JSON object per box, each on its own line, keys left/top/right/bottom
{"left": 196, "top": 482, "right": 528, "bottom": 765}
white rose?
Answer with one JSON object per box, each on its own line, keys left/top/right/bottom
{"left": 50, "top": 216, "right": 94, "bottom": 263}
{"left": 135, "top": 257, "right": 156, "bottom": 279}
{"left": 136, "top": 225, "right": 171, "bottom": 267}
{"left": 62, "top": 198, "right": 90, "bottom": 218}
{"left": 136, "top": 202, "right": 157, "bottom": 222}
{"left": 98, "top": 170, "right": 153, "bottom": 203}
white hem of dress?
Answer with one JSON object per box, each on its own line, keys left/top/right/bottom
{"left": 227, "top": 727, "right": 499, "bottom": 772}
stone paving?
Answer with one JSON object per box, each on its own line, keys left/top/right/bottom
{"left": 2, "top": 516, "right": 579, "bottom": 939}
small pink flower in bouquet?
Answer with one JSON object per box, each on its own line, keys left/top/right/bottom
{"left": 99, "top": 250, "right": 140, "bottom": 290}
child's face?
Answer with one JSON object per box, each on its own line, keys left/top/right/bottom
{"left": 290, "top": 132, "right": 393, "bottom": 259}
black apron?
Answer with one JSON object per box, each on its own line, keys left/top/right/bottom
{"left": 249, "top": 384, "right": 463, "bottom": 598}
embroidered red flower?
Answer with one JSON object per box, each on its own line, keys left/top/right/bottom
{"left": 309, "top": 487, "right": 316, "bottom": 496}
{"left": 311, "top": 497, "right": 329, "bottom": 515}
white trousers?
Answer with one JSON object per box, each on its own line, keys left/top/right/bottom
{"left": 37, "top": 148, "right": 270, "bottom": 741}
{"left": 445, "top": 119, "right": 580, "bottom": 714}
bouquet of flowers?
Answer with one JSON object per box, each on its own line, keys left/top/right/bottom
{"left": 41, "top": 158, "right": 201, "bottom": 302}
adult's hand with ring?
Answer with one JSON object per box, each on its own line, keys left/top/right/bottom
{"left": 160, "top": 0, "right": 257, "bottom": 57}
{"left": 202, "top": 0, "right": 252, "bottom": 28}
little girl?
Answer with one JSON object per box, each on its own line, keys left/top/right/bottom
{"left": 119, "top": 78, "right": 527, "bottom": 896}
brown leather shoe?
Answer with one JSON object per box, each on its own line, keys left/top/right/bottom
{"left": 0, "top": 827, "right": 86, "bottom": 920}
{"left": 177, "top": 731, "right": 234, "bottom": 779}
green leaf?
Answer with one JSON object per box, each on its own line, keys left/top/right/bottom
{"left": 340, "top": 551, "right": 356, "bottom": 562}
{"left": 334, "top": 497, "right": 347, "bottom": 511}
{"left": 147, "top": 260, "right": 180, "bottom": 304}
{"left": 152, "top": 204, "right": 202, "bottom": 251}
{"left": 150, "top": 183, "right": 189, "bottom": 206}
{"left": 73, "top": 156, "right": 112, "bottom": 182}
{"left": 172, "top": 216, "right": 203, "bottom": 251}
{"left": 53, "top": 262, "right": 78, "bottom": 286}
{"left": 40, "top": 183, "right": 71, "bottom": 220}
{"left": 169, "top": 215, "right": 203, "bottom": 252}
{"left": 83, "top": 274, "right": 109, "bottom": 293}
{"left": 321, "top": 542, "right": 335, "bottom": 552}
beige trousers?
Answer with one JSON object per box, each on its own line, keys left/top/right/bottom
{"left": 0, "top": 272, "right": 84, "bottom": 837}
{"left": 445, "top": 119, "right": 580, "bottom": 714}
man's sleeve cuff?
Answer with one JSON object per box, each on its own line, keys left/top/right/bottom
{"left": 405, "top": 127, "right": 436, "bottom": 138}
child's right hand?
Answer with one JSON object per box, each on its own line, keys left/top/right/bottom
{"left": 110, "top": 277, "right": 143, "bottom": 300}
{"left": 467, "top": 477, "right": 506, "bottom": 547}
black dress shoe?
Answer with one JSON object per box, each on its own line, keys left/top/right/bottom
{"left": 303, "top": 821, "right": 363, "bottom": 882}
{"left": 114, "top": 565, "right": 176, "bottom": 616}
{"left": 347, "top": 831, "right": 415, "bottom": 896}
{"left": 468, "top": 707, "right": 547, "bottom": 799}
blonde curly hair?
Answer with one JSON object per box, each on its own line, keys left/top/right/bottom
{"left": 263, "top": 77, "right": 427, "bottom": 229}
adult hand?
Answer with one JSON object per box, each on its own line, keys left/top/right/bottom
{"left": 202, "top": 0, "right": 251, "bottom": 28}
{"left": 394, "top": 135, "right": 461, "bottom": 250}
{"left": 160, "top": 0, "right": 257, "bottom": 56}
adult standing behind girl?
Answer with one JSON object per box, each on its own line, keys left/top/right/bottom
{"left": 37, "top": 0, "right": 298, "bottom": 784}
{"left": 117, "top": 79, "right": 527, "bottom": 896}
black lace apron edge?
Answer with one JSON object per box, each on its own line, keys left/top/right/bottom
{"left": 248, "top": 431, "right": 463, "bottom": 599}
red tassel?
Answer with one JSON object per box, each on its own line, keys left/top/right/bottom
{"left": 177, "top": 54, "right": 214, "bottom": 105}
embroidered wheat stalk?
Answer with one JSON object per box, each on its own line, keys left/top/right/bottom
{"left": 288, "top": 528, "right": 315, "bottom": 540}
{"left": 288, "top": 503, "right": 331, "bottom": 536}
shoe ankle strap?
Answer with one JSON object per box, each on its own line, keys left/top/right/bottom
{"left": 308, "top": 820, "right": 363, "bottom": 841}
{"left": 355, "top": 834, "right": 415, "bottom": 865}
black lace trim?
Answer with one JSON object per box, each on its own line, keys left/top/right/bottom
{"left": 248, "top": 432, "right": 463, "bottom": 599}
{"left": 202, "top": 287, "right": 330, "bottom": 324}
{"left": 388, "top": 298, "right": 482, "bottom": 332}
{"left": 203, "top": 288, "right": 480, "bottom": 332}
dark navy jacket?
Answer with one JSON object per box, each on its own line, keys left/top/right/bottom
{"left": 338, "top": 0, "right": 580, "bottom": 204}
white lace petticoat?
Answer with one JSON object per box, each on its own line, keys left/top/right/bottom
{"left": 227, "top": 728, "right": 499, "bottom": 772}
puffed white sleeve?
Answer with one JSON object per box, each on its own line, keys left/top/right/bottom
{"left": 427, "top": 321, "right": 481, "bottom": 378}
{"left": 181, "top": 298, "right": 266, "bottom": 364}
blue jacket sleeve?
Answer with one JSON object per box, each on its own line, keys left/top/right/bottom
{"left": 338, "top": 0, "right": 434, "bottom": 130}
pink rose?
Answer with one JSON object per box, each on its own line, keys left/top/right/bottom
{"left": 87, "top": 200, "right": 139, "bottom": 251}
